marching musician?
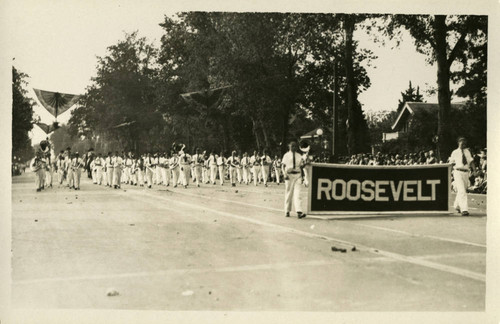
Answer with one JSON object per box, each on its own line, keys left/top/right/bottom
{"left": 56, "top": 154, "right": 66, "bottom": 186}
{"left": 179, "top": 145, "right": 191, "bottom": 188}
{"left": 169, "top": 150, "right": 180, "bottom": 188}
{"left": 30, "top": 150, "right": 45, "bottom": 192}
{"left": 250, "top": 150, "right": 261, "bottom": 186}
{"left": 71, "top": 152, "right": 85, "bottom": 190}
{"left": 208, "top": 151, "right": 217, "bottom": 185}
{"left": 145, "top": 152, "right": 155, "bottom": 188}
{"left": 241, "top": 152, "right": 251, "bottom": 185}
{"left": 192, "top": 148, "right": 204, "bottom": 187}
{"left": 272, "top": 155, "right": 282, "bottom": 185}
{"left": 216, "top": 151, "right": 226, "bottom": 186}
{"left": 112, "top": 151, "right": 123, "bottom": 189}
{"left": 227, "top": 150, "right": 240, "bottom": 187}
{"left": 105, "top": 152, "right": 114, "bottom": 187}
{"left": 260, "top": 149, "right": 272, "bottom": 187}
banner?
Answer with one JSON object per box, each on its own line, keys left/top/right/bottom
{"left": 307, "top": 163, "right": 451, "bottom": 214}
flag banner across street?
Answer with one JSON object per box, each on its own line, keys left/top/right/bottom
{"left": 307, "top": 163, "right": 452, "bottom": 214}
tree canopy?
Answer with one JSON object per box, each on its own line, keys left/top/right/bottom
{"left": 12, "top": 66, "right": 35, "bottom": 162}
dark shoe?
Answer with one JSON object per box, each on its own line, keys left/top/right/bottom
{"left": 36, "top": 188, "right": 41, "bottom": 192}
{"left": 285, "top": 212, "right": 290, "bottom": 217}
{"left": 455, "top": 207, "right": 461, "bottom": 213}
{"left": 232, "top": 183, "right": 235, "bottom": 187}
{"left": 297, "top": 212, "right": 306, "bottom": 219}
{"left": 462, "top": 211, "right": 470, "bottom": 216}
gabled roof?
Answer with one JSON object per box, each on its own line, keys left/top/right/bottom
{"left": 391, "top": 101, "right": 466, "bottom": 131}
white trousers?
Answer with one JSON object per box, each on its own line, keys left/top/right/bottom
{"left": 229, "top": 167, "right": 237, "bottom": 184}
{"left": 275, "top": 169, "right": 281, "bottom": 184}
{"left": 180, "top": 165, "right": 190, "bottom": 186}
{"left": 113, "top": 167, "right": 121, "bottom": 187}
{"left": 261, "top": 165, "right": 270, "bottom": 185}
{"left": 284, "top": 173, "right": 303, "bottom": 213}
{"left": 106, "top": 167, "right": 113, "bottom": 186}
{"left": 252, "top": 166, "right": 261, "bottom": 185}
{"left": 194, "top": 166, "right": 203, "bottom": 185}
{"left": 218, "top": 166, "right": 225, "bottom": 185}
{"left": 453, "top": 170, "right": 470, "bottom": 212}
{"left": 35, "top": 169, "right": 44, "bottom": 189}
{"left": 58, "top": 169, "right": 65, "bottom": 184}
{"left": 67, "top": 168, "right": 74, "bottom": 187}
{"left": 161, "top": 167, "right": 170, "bottom": 186}
{"left": 170, "top": 167, "right": 179, "bottom": 186}
{"left": 146, "top": 168, "right": 154, "bottom": 187}
{"left": 210, "top": 165, "right": 217, "bottom": 183}
{"left": 45, "top": 167, "right": 52, "bottom": 186}
{"left": 242, "top": 167, "right": 250, "bottom": 184}
{"left": 73, "top": 168, "right": 82, "bottom": 189}
{"left": 95, "top": 166, "right": 103, "bottom": 184}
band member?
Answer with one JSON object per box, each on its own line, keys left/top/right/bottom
{"left": 152, "top": 152, "right": 161, "bottom": 185}
{"left": 273, "top": 155, "right": 282, "bottom": 185}
{"left": 227, "top": 150, "right": 240, "bottom": 187}
{"left": 261, "top": 149, "right": 272, "bottom": 187}
{"left": 93, "top": 153, "right": 104, "bottom": 185}
{"left": 105, "top": 152, "right": 114, "bottom": 187}
{"left": 192, "top": 148, "right": 204, "bottom": 187}
{"left": 71, "top": 152, "right": 85, "bottom": 190}
{"left": 208, "top": 151, "right": 217, "bottom": 185}
{"left": 162, "top": 152, "right": 171, "bottom": 186}
{"left": 250, "top": 150, "right": 262, "bottom": 186}
{"left": 241, "top": 152, "right": 251, "bottom": 185}
{"left": 236, "top": 151, "right": 243, "bottom": 183}
{"left": 282, "top": 141, "right": 306, "bottom": 219}
{"left": 56, "top": 154, "right": 66, "bottom": 186}
{"left": 216, "top": 151, "right": 226, "bottom": 186}
{"left": 112, "top": 151, "right": 123, "bottom": 189}
{"left": 449, "top": 137, "right": 477, "bottom": 216}
{"left": 30, "top": 151, "right": 45, "bottom": 192}
{"left": 202, "top": 151, "right": 210, "bottom": 184}
{"left": 129, "top": 156, "right": 138, "bottom": 186}
{"left": 169, "top": 150, "right": 180, "bottom": 188}
{"left": 179, "top": 145, "right": 191, "bottom": 188}
{"left": 145, "top": 152, "right": 155, "bottom": 188}
{"left": 137, "top": 155, "right": 145, "bottom": 186}
{"left": 123, "top": 152, "right": 134, "bottom": 184}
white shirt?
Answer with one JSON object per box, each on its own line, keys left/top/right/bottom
{"left": 227, "top": 156, "right": 240, "bottom": 167}
{"left": 449, "top": 148, "right": 473, "bottom": 170}
{"left": 179, "top": 152, "right": 190, "bottom": 164}
{"left": 282, "top": 151, "right": 303, "bottom": 173}
{"left": 241, "top": 156, "right": 250, "bottom": 167}
{"left": 208, "top": 155, "right": 217, "bottom": 166}
{"left": 192, "top": 154, "right": 204, "bottom": 166}
{"left": 261, "top": 155, "right": 272, "bottom": 166}
{"left": 250, "top": 155, "right": 261, "bottom": 166}
{"left": 169, "top": 156, "right": 179, "bottom": 168}
{"left": 216, "top": 156, "right": 226, "bottom": 166}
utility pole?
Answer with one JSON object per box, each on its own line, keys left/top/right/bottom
{"left": 332, "top": 60, "right": 338, "bottom": 163}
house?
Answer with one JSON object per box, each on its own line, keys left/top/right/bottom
{"left": 382, "top": 102, "right": 466, "bottom": 142}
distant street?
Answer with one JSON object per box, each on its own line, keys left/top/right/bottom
{"left": 12, "top": 172, "right": 486, "bottom": 311}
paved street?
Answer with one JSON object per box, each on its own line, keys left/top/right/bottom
{"left": 11, "top": 172, "right": 486, "bottom": 311}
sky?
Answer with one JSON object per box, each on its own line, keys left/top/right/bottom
{"left": 2, "top": 0, "right": 461, "bottom": 145}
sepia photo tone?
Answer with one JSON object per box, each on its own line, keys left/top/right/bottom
{"left": 6, "top": 1, "right": 494, "bottom": 322}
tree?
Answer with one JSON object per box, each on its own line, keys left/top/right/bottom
{"left": 12, "top": 66, "right": 35, "bottom": 162}
{"left": 383, "top": 14, "right": 487, "bottom": 159}
{"left": 69, "top": 32, "right": 164, "bottom": 154}
{"left": 397, "top": 81, "right": 424, "bottom": 113}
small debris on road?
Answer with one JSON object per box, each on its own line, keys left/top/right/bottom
{"left": 235, "top": 190, "right": 238, "bottom": 193}
{"left": 331, "top": 246, "right": 347, "bottom": 253}
{"left": 351, "top": 246, "right": 357, "bottom": 252}
{"left": 34, "top": 219, "right": 38, "bottom": 222}
{"left": 182, "top": 290, "right": 194, "bottom": 296}
{"left": 106, "top": 288, "right": 119, "bottom": 296}
{"left": 129, "top": 224, "right": 135, "bottom": 226}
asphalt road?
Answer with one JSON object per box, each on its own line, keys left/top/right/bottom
{"left": 11, "top": 171, "right": 486, "bottom": 311}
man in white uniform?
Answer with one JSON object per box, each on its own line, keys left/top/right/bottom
{"left": 179, "top": 146, "right": 191, "bottom": 188}
{"left": 112, "top": 151, "right": 123, "bottom": 189}
{"left": 449, "top": 137, "right": 477, "bottom": 216}
{"left": 260, "top": 149, "right": 272, "bottom": 187}
{"left": 250, "top": 150, "right": 261, "bottom": 186}
{"left": 169, "top": 150, "right": 180, "bottom": 188}
{"left": 71, "top": 152, "right": 85, "bottom": 190}
{"left": 216, "top": 151, "right": 226, "bottom": 186}
{"left": 192, "top": 148, "right": 204, "bottom": 187}
{"left": 56, "top": 154, "right": 66, "bottom": 186}
{"left": 241, "top": 152, "right": 251, "bottom": 185}
{"left": 227, "top": 150, "right": 240, "bottom": 187}
{"left": 273, "top": 155, "right": 282, "bottom": 185}
{"left": 93, "top": 153, "right": 104, "bottom": 185}
{"left": 208, "top": 151, "right": 217, "bottom": 185}
{"left": 105, "top": 152, "right": 114, "bottom": 187}
{"left": 145, "top": 153, "right": 155, "bottom": 188}
{"left": 282, "top": 141, "right": 306, "bottom": 218}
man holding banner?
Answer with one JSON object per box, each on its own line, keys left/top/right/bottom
{"left": 449, "top": 137, "right": 477, "bottom": 216}
{"left": 282, "top": 141, "right": 306, "bottom": 219}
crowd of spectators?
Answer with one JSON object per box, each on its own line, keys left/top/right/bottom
{"left": 338, "top": 148, "right": 487, "bottom": 194}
